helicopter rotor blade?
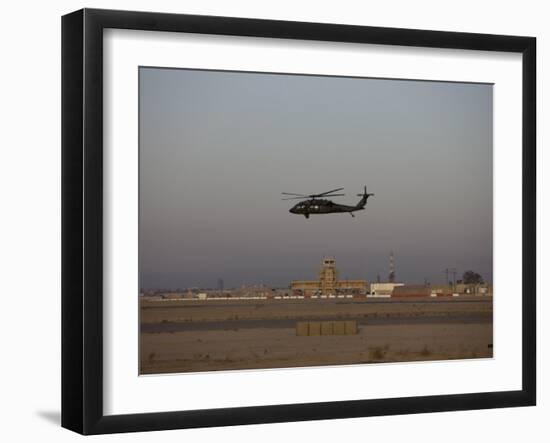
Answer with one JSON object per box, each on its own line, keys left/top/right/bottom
{"left": 282, "top": 188, "right": 345, "bottom": 199}
{"left": 281, "top": 192, "right": 308, "bottom": 197}
{"left": 282, "top": 194, "right": 345, "bottom": 201}
{"left": 314, "top": 187, "right": 345, "bottom": 197}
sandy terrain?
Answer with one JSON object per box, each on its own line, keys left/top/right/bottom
{"left": 140, "top": 298, "right": 493, "bottom": 374}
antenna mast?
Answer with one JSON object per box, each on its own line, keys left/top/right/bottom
{"left": 388, "top": 251, "right": 395, "bottom": 283}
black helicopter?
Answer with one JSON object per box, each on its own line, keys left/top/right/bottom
{"left": 282, "top": 186, "right": 374, "bottom": 218}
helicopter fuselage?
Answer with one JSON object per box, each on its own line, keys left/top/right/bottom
{"left": 284, "top": 186, "right": 373, "bottom": 218}
{"left": 289, "top": 198, "right": 364, "bottom": 217}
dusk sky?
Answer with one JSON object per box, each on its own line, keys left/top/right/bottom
{"left": 139, "top": 67, "right": 493, "bottom": 289}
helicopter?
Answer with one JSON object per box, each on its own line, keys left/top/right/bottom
{"left": 282, "top": 186, "right": 374, "bottom": 219}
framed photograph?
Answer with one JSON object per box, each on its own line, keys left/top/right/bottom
{"left": 62, "top": 8, "right": 536, "bottom": 435}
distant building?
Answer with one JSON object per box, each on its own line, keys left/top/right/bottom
{"left": 231, "top": 285, "right": 273, "bottom": 299}
{"left": 387, "top": 282, "right": 493, "bottom": 298}
{"left": 160, "top": 292, "right": 186, "bottom": 300}
{"left": 369, "top": 282, "right": 404, "bottom": 297}
{"left": 291, "top": 257, "right": 368, "bottom": 296}
{"left": 273, "top": 288, "right": 292, "bottom": 298}
{"left": 430, "top": 283, "right": 493, "bottom": 296}
{"left": 391, "top": 285, "right": 431, "bottom": 297}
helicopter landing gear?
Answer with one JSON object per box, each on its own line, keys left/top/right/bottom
{"left": 350, "top": 212, "right": 355, "bottom": 217}
{"left": 304, "top": 214, "right": 310, "bottom": 219}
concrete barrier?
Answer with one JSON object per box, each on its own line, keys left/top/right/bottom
{"left": 344, "top": 320, "right": 358, "bottom": 335}
{"left": 296, "top": 322, "right": 309, "bottom": 336}
{"left": 296, "top": 320, "right": 358, "bottom": 336}
{"left": 321, "top": 322, "right": 333, "bottom": 335}
{"left": 333, "top": 321, "right": 346, "bottom": 335}
{"left": 309, "top": 321, "right": 321, "bottom": 336}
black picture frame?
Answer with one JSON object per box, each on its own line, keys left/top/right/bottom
{"left": 62, "top": 8, "right": 536, "bottom": 435}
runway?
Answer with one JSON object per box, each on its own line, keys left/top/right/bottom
{"left": 141, "top": 312, "right": 492, "bottom": 333}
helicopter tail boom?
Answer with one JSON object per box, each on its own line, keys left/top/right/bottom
{"left": 355, "top": 185, "right": 374, "bottom": 209}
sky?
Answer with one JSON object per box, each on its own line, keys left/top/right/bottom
{"left": 139, "top": 67, "right": 493, "bottom": 289}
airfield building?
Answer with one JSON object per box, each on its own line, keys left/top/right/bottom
{"left": 291, "top": 257, "right": 368, "bottom": 296}
{"left": 369, "top": 282, "right": 404, "bottom": 297}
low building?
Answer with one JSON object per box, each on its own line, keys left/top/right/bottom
{"left": 429, "top": 284, "right": 455, "bottom": 296}
{"left": 391, "top": 285, "right": 431, "bottom": 297}
{"left": 461, "top": 283, "right": 493, "bottom": 295}
{"left": 431, "top": 283, "right": 493, "bottom": 296}
{"left": 369, "top": 282, "right": 404, "bottom": 297}
{"left": 160, "top": 292, "right": 185, "bottom": 300}
{"left": 291, "top": 257, "right": 368, "bottom": 296}
{"left": 230, "top": 285, "right": 273, "bottom": 298}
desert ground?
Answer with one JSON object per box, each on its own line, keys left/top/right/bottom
{"left": 140, "top": 297, "right": 493, "bottom": 374}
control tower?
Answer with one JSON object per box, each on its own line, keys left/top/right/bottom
{"left": 319, "top": 257, "right": 338, "bottom": 295}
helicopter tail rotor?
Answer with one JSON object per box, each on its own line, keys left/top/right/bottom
{"left": 357, "top": 186, "right": 375, "bottom": 198}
